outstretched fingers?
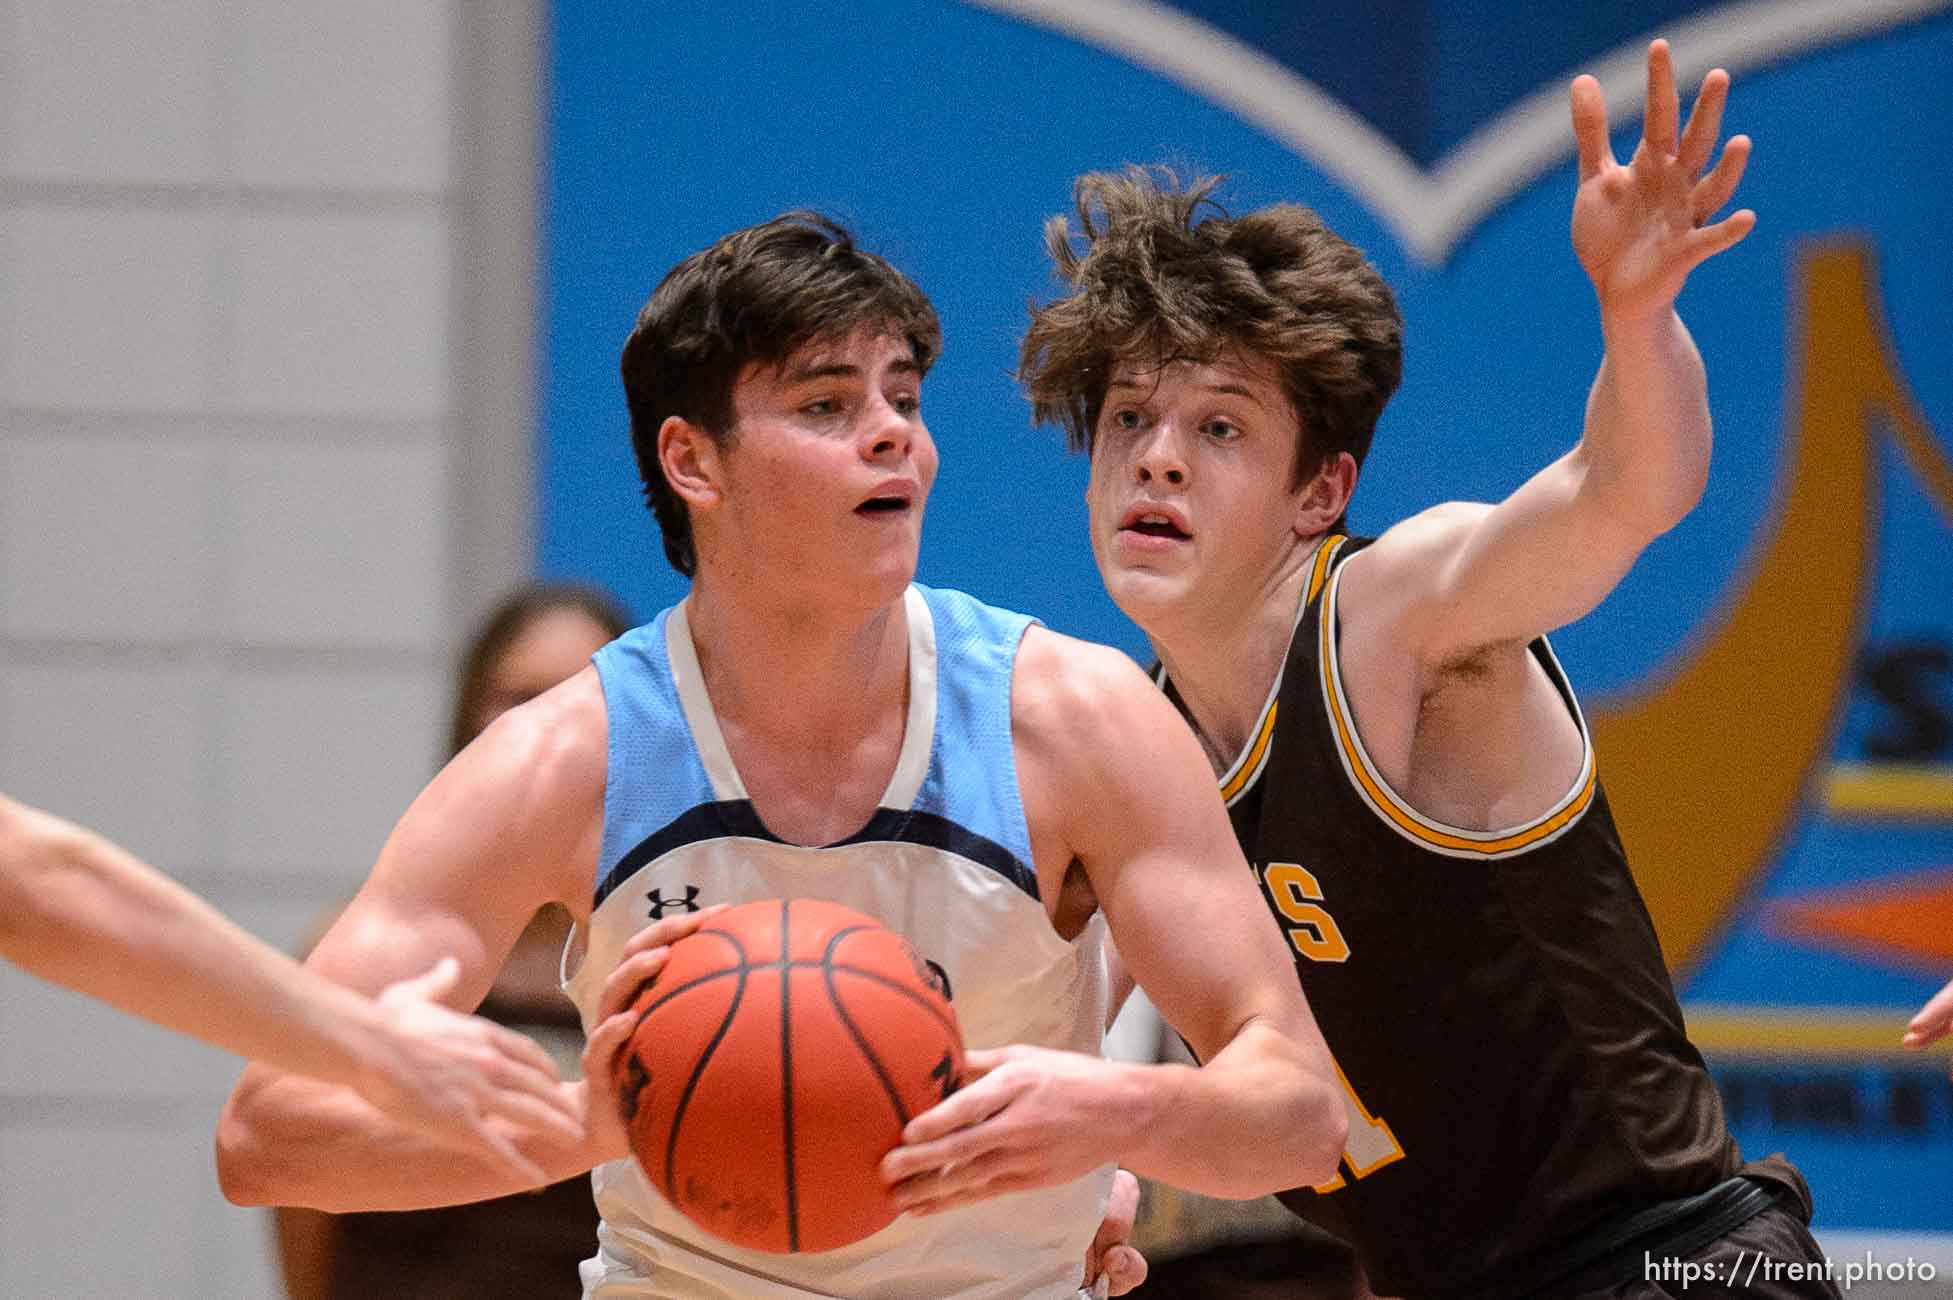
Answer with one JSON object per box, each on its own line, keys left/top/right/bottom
{"left": 1680, "top": 209, "right": 1757, "bottom": 271}
{"left": 1570, "top": 74, "right": 1613, "bottom": 181}
{"left": 1677, "top": 67, "right": 1731, "bottom": 175}
{"left": 1643, "top": 40, "right": 1680, "bottom": 157}
{"left": 471, "top": 1070, "right": 583, "bottom": 1146}
{"left": 1691, "top": 135, "right": 1752, "bottom": 225}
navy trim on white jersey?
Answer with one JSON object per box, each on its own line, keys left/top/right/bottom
{"left": 594, "top": 801, "right": 1039, "bottom": 911}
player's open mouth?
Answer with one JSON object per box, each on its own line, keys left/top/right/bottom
{"left": 1119, "top": 503, "right": 1191, "bottom": 541}
{"left": 856, "top": 479, "right": 918, "bottom": 518}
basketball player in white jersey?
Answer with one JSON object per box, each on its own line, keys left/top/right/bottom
{"left": 216, "top": 212, "right": 1345, "bottom": 1299}
{"left": 0, "top": 793, "right": 578, "bottom": 1179}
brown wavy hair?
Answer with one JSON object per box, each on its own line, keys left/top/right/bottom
{"left": 621, "top": 212, "right": 942, "bottom": 576}
{"left": 1020, "top": 167, "right": 1403, "bottom": 487}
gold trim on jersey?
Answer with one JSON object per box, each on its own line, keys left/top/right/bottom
{"left": 1316, "top": 554, "right": 1598, "bottom": 859}
{"left": 1305, "top": 533, "right": 1344, "bottom": 606}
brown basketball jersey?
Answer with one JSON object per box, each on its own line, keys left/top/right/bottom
{"left": 1172, "top": 536, "right": 1741, "bottom": 1300}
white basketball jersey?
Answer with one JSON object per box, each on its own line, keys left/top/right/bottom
{"left": 564, "top": 585, "right": 1112, "bottom": 1299}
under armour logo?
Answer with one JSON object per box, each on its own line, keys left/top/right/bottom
{"left": 647, "top": 885, "right": 701, "bottom": 919}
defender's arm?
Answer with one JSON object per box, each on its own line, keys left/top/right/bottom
{"left": 1344, "top": 42, "right": 1753, "bottom": 667}
{"left": 216, "top": 670, "right": 617, "bottom": 1211}
{"left": 0, "top": 795, "right": 575, "bottom": 1178}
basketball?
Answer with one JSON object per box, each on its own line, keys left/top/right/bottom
{"left": 611, "top": 898, "right": 964, "bottom": 1254}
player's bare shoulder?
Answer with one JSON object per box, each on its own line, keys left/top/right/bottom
{"left": 1010, "top": 625, "right": 1172, "bottom": 770}
{"left": 1010, "top": 625, "right": 1210, "bottom": 917}
{"left": 1340, "top": 501, "right": 1492, "bottom": 628}
{"left": 1340, "top": 500, "right": 1543, "bottom": 681}
{"left": 1010, "top": 626, "right": 1209, "bottom": 828}
{"left": 419, "top": 663, "right": 609, "bottom": 905}
{"left": 468, "top": 664, "right": 608, "bottom": 789}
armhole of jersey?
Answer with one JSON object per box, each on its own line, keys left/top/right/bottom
{"left": 1315, "top": 555, "right": 1599, "bottom": 860}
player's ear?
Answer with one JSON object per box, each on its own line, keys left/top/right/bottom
{"left": 1292, "top": 450, "right": 1357, "bottom": 538}
{"left": 659, "top": 416, "right": 724, "bottom": 512}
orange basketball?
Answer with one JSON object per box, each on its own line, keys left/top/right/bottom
{"left": 611, "top": 898, "right": 964, "bottom": 1254}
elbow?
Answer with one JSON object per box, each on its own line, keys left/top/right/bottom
{"left": 1297, "top": 1079, "right": 1349, "bottom": 1188}
{"left": 215, "top": 1081, "right": 287, "bottom": 1207}
{"left": 1647, "top": 455, "right": 1710, "bottom": 537}
{"left": 214, "top": 1103, "right": 268, "bottom": 1206}
{"left": 1211, "top": 1069, "right": 1347, "bottom": 1199}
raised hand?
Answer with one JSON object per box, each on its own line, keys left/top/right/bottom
{"left": 363, "top": 957, "right": 584, "bottom": 1182}
{"left": 1570, "top": 40, "right": 1754, "bottom": 323}
{"left": 1902, "top": 977, "right": 1953, "bottom": 1080}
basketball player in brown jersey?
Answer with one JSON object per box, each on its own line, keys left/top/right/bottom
{"left": 1026, "top": 42, "right": 1843, "bottom": 1300}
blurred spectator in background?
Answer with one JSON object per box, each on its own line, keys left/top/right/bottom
{"left": 276, "top": 582, "right": 632, "bottom": 1300}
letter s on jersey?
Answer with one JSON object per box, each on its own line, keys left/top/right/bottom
{"left": 1259, "top": 862, "right": 1351, "bottom": 963}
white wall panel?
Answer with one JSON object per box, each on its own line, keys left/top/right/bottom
{"left": 0, "top": 662, "right": 211, "bottom": 863}
{"left": 229, "top": 212, "right": 453, "bottom": 417}
{"left": 234, "top": 0, "right": 456, "bottom": 192}
{"left": 6, "top": 0, "right": 220, "bottom": 184}
{"left": 0, "top": 1123, "right": 205, "bottom": 1299}
{"left": 216, "top": 669, "right": 443, "bottom": 876}
{"left": 1, "top": 436, "right": 215, "bottom": 642}
{"left": 220, "top": 439, "right": 447, "bottom": 650}
{"left": 2, "top": 208, "right": 215, "bottom": 411}
{"left": 0, "top": 0, "right": 523, "bottom": 1292}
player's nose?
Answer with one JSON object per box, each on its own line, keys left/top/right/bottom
{"left": 860, "top": 393, "right": 915, "bottom": 463}
{"left": 1134, "top": 422, "right": 1188, "bottom": 486}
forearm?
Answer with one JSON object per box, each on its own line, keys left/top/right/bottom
{"left": 217, "top": 1068, "right": 606, "bottom": 1210}
{"left": 0, "top": 807, "right": 393, "bottom": 1092}
{"left": 1118, "top": 1020, "right": 1344, "bottom": 1197}
{"left": 1579, "top": 307, "right": 1712, "bottom": 537}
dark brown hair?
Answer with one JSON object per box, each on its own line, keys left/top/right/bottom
{"left": 1020, "top": 167, "right": 1402, "bottom": 486}
{"left": 448, "top": 582, "right": 632, "bottom": 757}
{"left": 621, "top": 212, "right": 942, "bottom": 576}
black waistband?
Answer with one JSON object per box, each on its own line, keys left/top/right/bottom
{"left": 1483, "top": 1176, "right": 1780, "bottom": 1300}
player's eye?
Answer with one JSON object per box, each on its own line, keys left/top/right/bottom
{"left": 890, "top": 392, "right": 920, "bottom": 416}
{"left": 801, "top": 397, "right": 840, "bottom": 417}
{"left": 1203, "top": 419, "right": 1241, "bottom": 441}
{"left": 1110, "top": 408, "right": 1143, "bottom": 431}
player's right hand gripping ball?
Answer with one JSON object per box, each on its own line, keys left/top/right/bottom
{"left": 611, "top": 897, "right": 965, "bottom": 1253}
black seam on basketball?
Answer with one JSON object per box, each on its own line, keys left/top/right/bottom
{"left": 780, "top": 900, "right": 799, "bottom": 1252}
{"left": 664, "top": 928, "right": 750, "bottom": 1204}
{"left": 822, "top": 941, "right": 915, "bottom": 1130}
{"left": 629, "top": 929, "right": 746, "bottom": 1030}
{"left": 826, "top": 963, "right": 959, "bottom": 1038}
